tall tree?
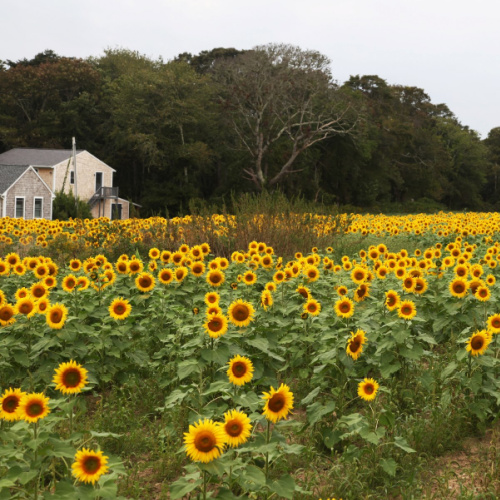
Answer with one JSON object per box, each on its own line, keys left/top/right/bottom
{"left": 212, "top": 43, "right": 357, "bottom": 190}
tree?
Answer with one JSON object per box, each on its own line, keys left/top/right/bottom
{"left": 212, "top": 43, "right": 357, "bottom": 190}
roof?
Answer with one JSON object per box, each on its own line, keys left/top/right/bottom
{"left": 0, "top": 148, "right": 83, "bottom": 167}
{"left": 0, "top": 165, "right": 31, "bottom": 194}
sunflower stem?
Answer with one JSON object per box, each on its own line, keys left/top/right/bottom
{"left": 202, "top": 469, "right": 208, "bottom": 500}
{"left": 69, "top": 395, "right": 74, "bottom": 437}
{"left": 264, "top": 419, "right": 271, "bottom": 490}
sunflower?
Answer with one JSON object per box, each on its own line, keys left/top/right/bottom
{"left": 351, "top": 267, "right": 367, "bottom": 284}
{"left": 336, "top": 285, "right": 349, "bottom": 297}
{"left": 206, "top": 270, "right": 225, "bottom": 287}
{"left": 62, "top": 274, "right": 78, "bottom": 292}
{"left": 358, "top": 378, "right": 379, "bottom": 401}
{"left": 127, "top": 259, "right": 144, "bottom": 275}
{"left": 273, "top": 270, "right": 286, "bottom": 283}
{"left": 261, "top": 290, "right": 274, "bottom": 311}
{"left": 0, "top": 261, "right": 10, "bottom": 275}
{"left": 296, "top": 285, "right": 311, "bottom": 299}
{"left": 398, "top": 300, "right": 417, "bottom": 320}
{"left": 36, "top": 298, "right": 50, "bottom": 314}
{"left": 148, "top": 247, "right": 160, "bottom": 260}
{"left": 135, "top": 272, "right": 155, "bottom": 292}
{"left": 18, "top": 392, "right": 50, "bottom": 423}
{"left": 76, "top": 276, "right": 90, "bottom": 290}
{"left": 384, "top": 290, "right": 401, "bottom": 311}
{"left": 262, "top": 383, "right": 294, "bottom": 423}
{"left": 265, "top": 282, "right": 277, "bottom": 293}
{"left": 242, "top": 270, "right": 257, "bottom": 286}
{"left": 203, "top": 292, "right": 220, "bottom": 306}
{"left": 475, "top": 286, "right": 491, "bottom": 302}
{"left": 158, "top": 268, "right": 174, "bottom": 285}
{"left": 354, "top": 283, "right": 370, "bottom": 302}
{"left": 34, "top": 263, "right": 50, "bottom": 279}
{"left": 487, "top": 313, "right": 500, "bottom": 334}
{"left": 466, "top": 330, "right": 491, "bottom": 356}
{"left": 30, "top": 282, "right": 49, "bottom": 300}
{"left": 227, "top": 355, "right": 254, "bottom": 386}
{"left": 15, "top": 287, "right": 30, "bottom": 301}
{"left": 334, "top": 297, "right": 355, "bottom": 319}
{"left": 304, "top": 298, "right": 321, "bottom": 316}
{"left": 184, "top": 419, "right": 226, "bottom": 463}
{"left": 69, "top": 259, "right": 82, "bottom": 272}
{"left": 53, "top": 360, "right": 89, "bottom": 395}
{"left": 15, "top": 296, "right": 36, "bottom": 318}
{"left": 109, "top": 297, "right": 132, "bottom": 320}
{"left": 346, "top": 329, "right": 367, "bottom": 360}
{"left": 43, "top": 276, "right": 57, "bottom": 288}
{"left": 413, "top": 277, "right": 428, "bottom": 295}
{"left": 190, "top": 262, "right": 205, "bottom": 277}
{"left": 206, "top": 304, "right": 223, "bottom": 316}
{"left": 115, "top": 261, "right": 129, "bottom": 274}
{"left": 0, "top": 290, "right": 5, "bottom": 307}
{"left": 204, "top": 313, "right": 228, "bottom": 339}
{"left": 46, "top": 303, "right": 68, "bottom": 330}
{"left": 174, "top": 266, "right": 189, "bottom": 282}
{"left": 402, "top": 275, "right": 416, "bottom": 293}
{"left": 223, "top": 410, "right": 252, "bottom": 448}
{"left": 228, "top": 299, "right": 255, "bottom": 327}
{"left": 0, "top": 303, "right": 16, "bottom": 326}
{"left": 0, "top": 388, "right": 25, "bottom": 421}
{"left": 449, "top": 278, "right": 469, "bottom": 298}
{"left": 72, "top": 448, "right": 110, "bottom": 484}
{"left": 303, "top": 266, "right": 320, "bottom": 283}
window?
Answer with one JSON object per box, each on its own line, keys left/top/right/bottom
{"left": 95, "top": 172, "right": 103, "bottom": 192}
{"left": 111, "top": 203, "right": 122, "bottom": 220}
{"left": 15, "top": 197, "right": 25, "bottom": 218}
{"left": 70, "top": 171, "right": 75, "bottom": 184}
{"left": 34, "top": 198, "right": 43, "bottom": 218}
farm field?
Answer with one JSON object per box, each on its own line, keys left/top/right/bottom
{"left": 1, "top": 211, "right": 500, "bottom": 499}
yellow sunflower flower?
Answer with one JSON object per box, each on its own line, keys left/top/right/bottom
{"left": 0, "top": 388, "right": 26, "bottom": 421}
{"left": 334, "top": 297, "right": 355, "bottom": 319}
{"left": 183, "top": 419, "right": 226, "bottom": 463}
{"left": 0, "top": 303, "right": 16, "bottom": 326}
{"left": 72, "top": 448, "right": 110, "bottom": 484}
{"left": 304, "top": 298, "right": 321, "bottom": 316}
{"left": 262, "top": 383, "right": 294, "bottom": 423}
{"left": 204, "top": 313, "right": 229, "bottom": 339}
{"left": 227, "top": 355, "right": 254, "bottom": 386}
{"left": 46, "top": 303, "right": 68, "bottom": 330}
{"left": 135, "top": 272, "right": 155, "bottom": 292}
{"left": 18, "top": 392, "right": 50, "bottom": 423}
{"left": 358, "top": 378, "right": 379, "bottom": 401}
{"left": 487, "top": 314, "right": 500, "bottom": 334}
{"left": 53, "top": 360, "right": 89, "bottom": 395}
{"left": 223, "top": 409, "right": 252, "bottom": 448}
{"left": 228, "top": 299, "right": 255, "bottom": 327}
{"left": 346, "top": 329, "right": 367, "bottom": 360}
{"left": 466, "top": 330, "right": 491, "bottom": 356}
{"left": 398, "top": 300, "right": 417, "bottom": 320}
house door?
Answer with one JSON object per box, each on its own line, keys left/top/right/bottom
{"left": 111, "top": 203, "right": 122, "bottom": 220}
{"left": 95, "top": 172, "right": 103, "bottom": 192}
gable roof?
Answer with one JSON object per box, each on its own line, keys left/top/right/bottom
{"left": 0, "top": 165, "right": 31, "bottom": 194}
{"left": 0, "top": 148, "right": 83, "bottom": 167}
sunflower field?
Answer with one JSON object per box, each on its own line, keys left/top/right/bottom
{"left": 2, "top": 212, "right": 500, "bottom": 498}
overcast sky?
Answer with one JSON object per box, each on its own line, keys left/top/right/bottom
{"left": 2, "top": 0, "right": 499, "bottom": 138}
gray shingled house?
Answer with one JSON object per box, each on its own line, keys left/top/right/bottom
{"left": 0, "top": 148, "right": 135, "bottom": 219}
{"left": 0, "top": 165, "right": 54, "bottom": 219}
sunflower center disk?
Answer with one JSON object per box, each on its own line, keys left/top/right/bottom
{"left": 232, "top": 362, "right": 246, "bottom": 377}
{"left": 63, "top": 369, "right": 82, "bottom": 387}
{"left": 471, "top": 337, "right": 484, "bottom": 350}
{"left": 3, "top": 396, "right": 19, "bottom": 412}
{"left": 268, "top": 393, "right": 286, "bottom": 412}
{"left": 233, "top": 306, "right": 249, "bottom": 321}
{"left": 27, "top": 403, "right": 43, "bottom": 417}
{"left": 83, "top": 457, "right": 101, "bottom": 474}
{"left": 194, "top": 431, "right": 216, "bottom": 452}
{"left": 51, "top": 311, "right": 62, "bottom": 323}
{"left": 225, "top": 420, "right": 243, "bottom": 437}
{"left": 350, "top": 340, "right": 361, "bottom": 353}
{"left": 209, "top": 320, "right": 222, "bottom": 332}
{"left": 364, "top": 384, "right": 374, "bottom": 395}
{"left": 115, "top": 305, "right": 126, "bottom": 315}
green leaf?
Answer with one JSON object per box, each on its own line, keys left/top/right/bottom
{"left": 306, "top": 401, "right": 336, "bottom": 426}
{"left": 169, "top": 476, "right": 202, "bottom": 500}
{"left": 177, "top": 359, "right": 200, "bottom": 380}
{"left": 380, "top": 458, "right": 397, "bottom": 476}
{"left": 269, "top": 474, "right": 295, "bottom": 499}
{"left": 380, "top": 361, "right": 401, "bottom": 378}
{"left": 301, "top": 387, "right": 320, "bottom": 405}
{"left": 359, "top": 427, "right": 381, "bottom": 445}
{"left": 241, "top": 465, "right": 266, "bottom": 486}
{"left": 441, "top": 361, "right": 457, "bottom": 380}
{"left": 393, "top": 436, "right": 416, "bottom": 453}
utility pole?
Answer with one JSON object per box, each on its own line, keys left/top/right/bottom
{"left": 72, "top": 137, "right": 78, "bottom": 217}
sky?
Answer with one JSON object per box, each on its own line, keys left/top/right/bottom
{"left": 2, "top": 0, "right": 499, "bottom": 138}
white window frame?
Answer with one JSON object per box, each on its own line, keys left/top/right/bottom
{"left": 33, "top": 197, "right": 43, "bottom": 219}
{"left": 95, "top": 171, "right": 103, "bottom": 192}
{"left": 15, "top": 196, "right": 25, "bottom": 219}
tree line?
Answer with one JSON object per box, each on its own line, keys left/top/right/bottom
{"left": 1, "top": 45, "right": 499, "bottom": 215}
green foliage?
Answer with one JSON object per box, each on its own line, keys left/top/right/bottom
{"left": 52, "top": 190, "right": 92, "bottom": 220}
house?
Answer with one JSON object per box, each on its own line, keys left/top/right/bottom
{"left": 0, "top": 148, "right": 136, "bottom": 220}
